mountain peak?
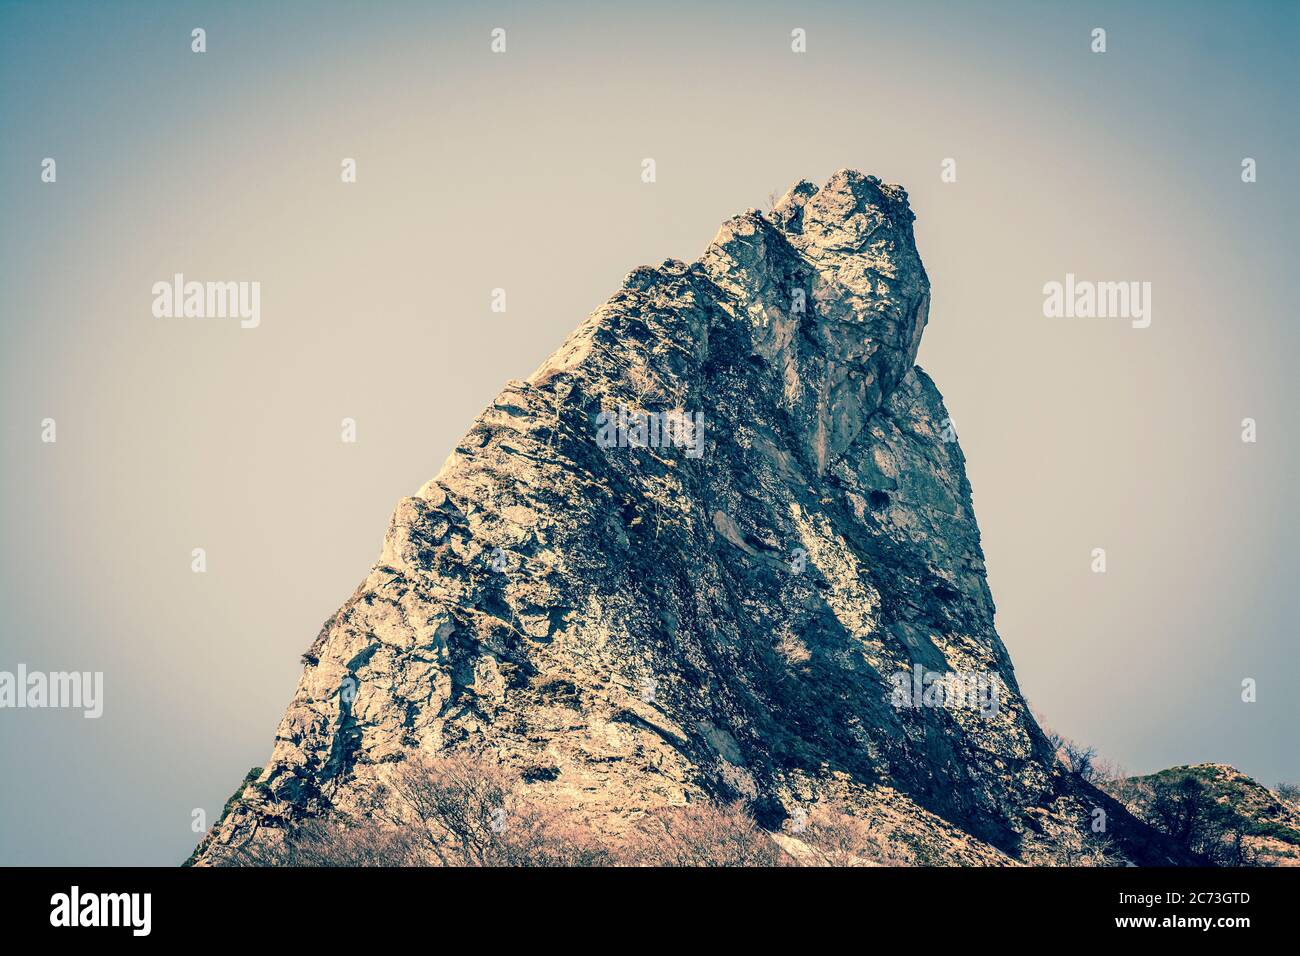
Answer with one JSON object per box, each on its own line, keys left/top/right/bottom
{"left": 698, "top": 169, "right": 930, "bottom": 468}
{"left": 192, "top": 172, "right": 1186, "bottom": 868}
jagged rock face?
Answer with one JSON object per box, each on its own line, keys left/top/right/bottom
{"left": 195, "top": 171, "right": 1173, "bottom": 865}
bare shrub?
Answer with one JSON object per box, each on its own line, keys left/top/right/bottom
{"left": 795, "top": 806, "right": 911, "bottom": 866}
{"left": 382, "top": 754, "right": 515, "bottom": 865}
{"left": 624, "top": 363, "right": 668, "bottom": 406}
{"left": 223, "top": 755, "right": 609, "bottom": 867}
{"left": 219, "top": 758, "right": 811, "bottom": 868}
{"left": 380, "top": 754, "right": 611, "bottom": 866}
{"left": 1024, "top": 810, "right": 1126, "bottom": 867}
{"left": 1061, "top": 744, "right": 1098, "bottom": 782}
{"left": 775, "top": 629, "right": 811, "bottom": 666}
{"left": 1036, "top": 716, "right": 1100, "bottom": 783}
{"left": 621, "top": 801, "right": 789, "bottom": 867}
{"left": 234, "top": 817, "right": 418, "bottom": 866}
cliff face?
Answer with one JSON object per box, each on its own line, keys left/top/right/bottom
{"left": 193, "top": 170, "right": 1184, "bottom": 865}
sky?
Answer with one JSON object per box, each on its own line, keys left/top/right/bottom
{"left": 1, "top": 0, "right": 1296, "bottom": 864}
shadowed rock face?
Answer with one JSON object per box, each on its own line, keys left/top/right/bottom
{"left": 193, "top": 170, "right": 1186, "bottom": 865}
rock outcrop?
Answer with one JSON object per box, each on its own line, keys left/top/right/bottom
{"left": 1105, "top": 764, "right": 1300, "bottom": 866}
{"left": 192, "top": 170, "right": 1189, "bottom": 865}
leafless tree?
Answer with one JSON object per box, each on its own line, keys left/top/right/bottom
{"left": 223, "top": 754, "right": 610, "bottom": 867}
{"left": 794, "top": 805, "right": 911, "bottom": 866}
{"left": 1150, "top": 775, "right": 1255, "bottom": 866}
{"left": 621, "top": 801, "right": 789, "bottom": 867}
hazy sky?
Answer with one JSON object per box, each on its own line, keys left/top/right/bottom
{"left": 1, "top": 0, "right": 1296, "bottom": 864}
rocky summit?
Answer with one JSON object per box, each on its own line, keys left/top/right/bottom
{"left": 192, "top": 170, "right": 1189, "bottom": 866}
